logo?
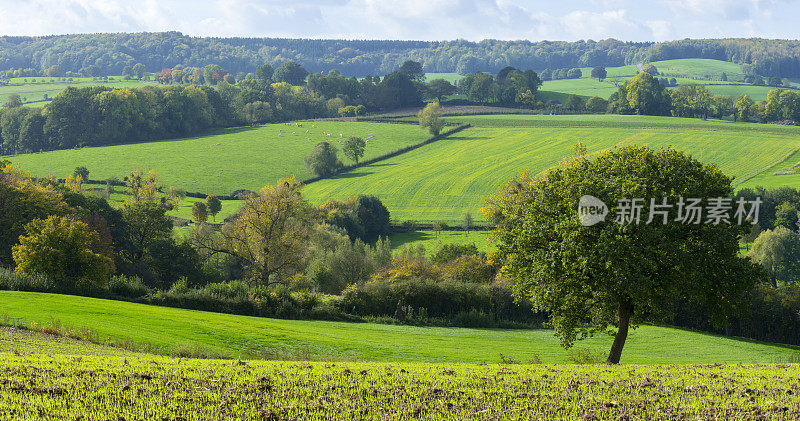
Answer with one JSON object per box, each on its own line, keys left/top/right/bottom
{"left": 578, "top": 195, "right": 608, "bottom": 226}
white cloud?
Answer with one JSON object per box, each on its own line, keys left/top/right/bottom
{"left": 0, "top": 0, "right": 796, "bottom": 41}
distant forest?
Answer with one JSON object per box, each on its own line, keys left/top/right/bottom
{"left": 3, "top": 33, "right": 800, "bottom": 78}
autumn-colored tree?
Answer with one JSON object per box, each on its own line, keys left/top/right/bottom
{"left": 192, "top": 201, "right": 209, "bottom": 223}
{"left": 124, "top": 167, "right": 161, "bottom": 203}
{"left": 12, "top": 216, "right": 115, "bottom": 291}
{"left": 193, "top": 177, "right": 316, "bottom": 285}
{"left": 417, "top": 102, "right": 444, "bottom": 135}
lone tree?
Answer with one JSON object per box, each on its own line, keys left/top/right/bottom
{"left": 591, "top": 66, "right": 607, "bottom": 81}
{"left": 417, "top": 102, "right": 444, "bottom": 135}
{"left": 485, "top": 145, "right": 761, "bottom": 364}
{"left": 342, "top": 136, "right": 366, "bottom": 164}
{"left": 73, "top": 166, "right": 89, "bottom": 181}
{"left": 192, "top": 201, "right": 209, "bottom": 224}
{"left": 206, "top": 194, "right": 222, "bottom": 222}
{"left": 304, "top": 142, "right": 343, "bottom": 177}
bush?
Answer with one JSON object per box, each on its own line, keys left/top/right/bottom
{"left": 108, "top": 275, "right": 150, "bottom": 298}
{"left": 0, "top": 267, "right": 56, "bottom": 292}
{"left": 431, "top": 243, "right": 481, "bottom": 264}
{"left": 441, "top": 254, "right": 497, "bottom": 283}
{"left": 340, "top": 277, "right": 540, "bottom": 326}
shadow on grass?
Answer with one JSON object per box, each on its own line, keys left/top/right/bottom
{"left": 329, "top": 171, "right": 374, "bottom": 179}
{"left": 390, "top": 231, "right": 436, "bottom": 249}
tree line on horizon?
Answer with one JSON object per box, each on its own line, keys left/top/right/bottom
{"left": 2, "top": 33, "right": 800, "bottom": 78}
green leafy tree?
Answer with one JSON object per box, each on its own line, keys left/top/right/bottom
{"left": 591, "top": 66, "right": 607, "bottom": 81}
{"left": 734, "top": 94, "right": 756, "bottom": 121}
{"left": 426, "top": 79, "right": 456, "bottom": 102}
{"left": 774, "top": 201, "right": 799, "bottom": 230}
{"left": 273, "top": 61, "right": 309, "bottom": 85}
{"left": 206, "top": 194, "right": 222, "bottom": 222}
{"left": 486, "top": 145, "right": 761, "bottom": 364}
{"left": 241, "top": 101, "right": 272, "bottom": 125}
{"left": 73, "top": 166, "right": 89, "bottom": 180}
{"left": 749, "top": 226, "right": 800, "bottom": 286}
{"left": 462, "top": 212, "right": 473, "bottom": 235}
{"left": 398, "top": 60, "right": 425, "bottom": 82}
{"left": 12, "top": 215, "right": 115, "bottom": 291}
{"left": 2, "top": 94, "right": 22, "bottom": 108}
{"left": 610, "top": 72, "right": 671, "bottom": 116}
{"left": 305, "top": 142, "right": 343, "bottom": 177}
{"left": 585, "top": 96, "right": 609, "bottom": 113}
{"left": 132, "top": 63, "right": 146, "bottom": 79}
{"left": 417, "top": 102, "right": 444, "bottom": 135}
{"left": 342, "top": 136, "right": 366, "bottom": 164}
{"left": 564, "top": 95, "right": 584, "bottom": 111}
{"left": 192, "top": 201, "right": 208, "bottom": 223}
{"left": 255, "top": 64, "right": 274, "bottom": 81}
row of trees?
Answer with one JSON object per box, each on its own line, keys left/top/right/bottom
{"left": 603, "top": 72, "right": 800, "bottom": 124}
{"left": 5, "top": 33, "right": 800, "bottom": 77}
{"left": 0, "top": 60, "right": 439, "bottom": 154}
{"left": 455, "top": 67, "right": 542, "bottom": 106}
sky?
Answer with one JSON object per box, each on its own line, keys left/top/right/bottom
{"left": 0, "top": 0, "right": 797, "bottom": 42}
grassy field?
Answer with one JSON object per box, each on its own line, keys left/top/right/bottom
{"left": 540, "top": 78, "right": 618, "bottom": 99}
{"left": 3, "top": 121, "right": 431, "bottom": 195}
{"left": 542, "top": 59, "right": 789, "bottom": 102}
{"left": 390, "top": 230, "right": 495, "bottom": 255}
{"left": 2, "top": 351, "right": 799, "bottom": 419}
{"left": 0, "top": 76, "right": 155, "bottom": 105}
{"left": 0, "top": 291, "right": 797, "bottom": 364}
{"left": 303, "top": 115, "right": 800, "bottom": 221}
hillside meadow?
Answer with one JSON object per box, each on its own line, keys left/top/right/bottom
{"left": 303, "top": 115, "right": 800, "bottom": 221}
{"left": 0, "top": 291, "right": 796, "bottom": 364}
{"left": 3, "top": 121, "right": 431, "bottom": 195}
{"left": 0, "top": 76, "right": 155, "bottom": 105}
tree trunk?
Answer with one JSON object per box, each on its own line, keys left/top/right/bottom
{"left": 606, "top": 300, "right": 633, "bottom": 364}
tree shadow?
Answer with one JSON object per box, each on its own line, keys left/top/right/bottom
{"left": 329, "top": 171, "right": 374, "bottom": 179}
{"left": 391, "top": 230, "right": 435, "bottom": 249}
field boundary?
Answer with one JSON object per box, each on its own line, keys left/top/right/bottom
{"left": 301, "top": 123, "right": 472, "bottom": 186}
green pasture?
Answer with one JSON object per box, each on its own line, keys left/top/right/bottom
{"left": 3, "top": 121, "right": 430, "bottom": 195}
{"left": 0, "top": 77, "right": 155, "bottom": 106}
{"left": 389, "top": 230, "right": 495, "bottom": 255}
{"left": 0, "top": 291, "right": 796, "bottom": 364}
{"left": 303, "top": 115, "right": 800, "bottom": 221}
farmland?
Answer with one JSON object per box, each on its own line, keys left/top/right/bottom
{"left": 1, "top": 351, "right": 800, "bottom": 420}
{"left": 303, "top": 115, "right": 800, "bottom": 221}
{"left": 0, "top": 76, "right": 155, "bottom": 106}
{"left": 1, "top": 291, "right": 797, "bottom": 364}
{"left": 3, "top": 121, "right": 431, "bottom": 195}
{"left": 390, "top": 230, "right": 495, "bottom": 254}
{"left": 542, "top": 58, "right": 798, "bottom": 101}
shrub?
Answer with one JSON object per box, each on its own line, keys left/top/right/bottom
{"left": 441, "top": 254, "right": 497, "bottom": 283}
{"left": 108, "top": 275, "right": 150, "bottom": 298}
{"left": 431, "top": 243, "right": 481, "bottom": 264}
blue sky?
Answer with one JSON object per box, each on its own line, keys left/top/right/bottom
{"left": 0, "top": 0, "right": 797, "bottom": 41}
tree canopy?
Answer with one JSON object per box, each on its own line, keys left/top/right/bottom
{"left": 486, "top": 145, "right": 762, "bottom": 363}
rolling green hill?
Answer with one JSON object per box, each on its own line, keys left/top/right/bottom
{"left": 0, "top": 291, "right": 796, "bottom": 364}
{"left": 303, "top": 115, "right": 800, "bottom": 221}
{"left": 542, "top": 59, "right": 792, "bottom": 102}
{"left": 3, "top": 121, "right": 430, "bottom": 195}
